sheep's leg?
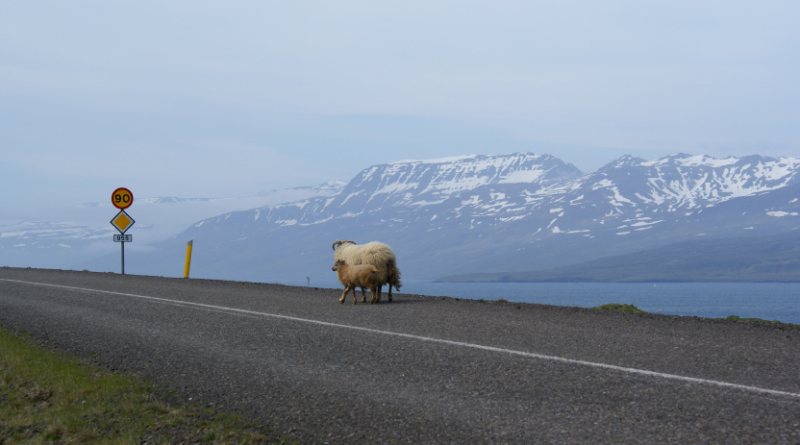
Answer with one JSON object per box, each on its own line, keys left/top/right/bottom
{"left": 369, "top": 285, "right": 377, "bottom": 304}
{"left": 374, "top": 284, "right": 382, "bottom": 303}
{"left": 339, "top": 286, "right": 349, "bottom": 304}
{"left": 387, "top": 284, "right": 392, "bottom": 302}
{"left": 360, "top": 287, "right": 367, "bottom": 303}
{"left": 351, "top": 287, "right": 358, "bottom": 304}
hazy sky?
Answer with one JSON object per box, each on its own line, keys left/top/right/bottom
{"left": 2, "top": 1, "right": 799, "bottom": 222}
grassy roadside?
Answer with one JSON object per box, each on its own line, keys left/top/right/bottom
{"left": 589, "top": 304, "right": 800, "bottom": 328}
{"left": 591, "top": 303, "right": 646, "bottom": 313}
{"left": 0, "top": 324, "right": 296, "bottom": 445}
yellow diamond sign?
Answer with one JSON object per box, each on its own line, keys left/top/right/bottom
{"left": 111, "top": 210, "right": 135, "bottom": 234}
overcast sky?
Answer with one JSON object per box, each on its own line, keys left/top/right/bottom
{"left": 2, "top": 1, "right": 799, "bottom": 222}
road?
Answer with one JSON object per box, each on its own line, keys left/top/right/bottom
{"left": 1, "top": 267, "right": 799, "bottom": 444}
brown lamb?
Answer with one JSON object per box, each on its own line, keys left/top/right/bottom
{"left": 331, "top": 259, "right": 380, "bottom": 305}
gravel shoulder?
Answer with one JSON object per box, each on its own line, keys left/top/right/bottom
{"left": 1, "top": 267, "right": 799, "bottom": 444}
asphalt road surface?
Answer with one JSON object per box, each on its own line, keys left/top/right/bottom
{"left": 1, "top": 268, "right": 799, "bottom": 444}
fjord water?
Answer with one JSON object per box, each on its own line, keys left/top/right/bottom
{"left": 288, "top": 280, "right": 800, "bottom": 325}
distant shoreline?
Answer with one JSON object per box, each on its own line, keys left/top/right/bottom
{"left": 439, "top": 230, "right": 800, "bottom": 283}
{"left": 436, "top": 276, "right": 800, "bottom": 283}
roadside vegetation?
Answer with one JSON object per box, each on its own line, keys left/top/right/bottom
{"left": 591, "top": 303, "right": 646, "bottom": 313}
{"left": 0, "top": 324, "right": 296, "bottom": 445}
{"left": 722, "top": 315, "right": 778, "bottom": 322}
{"left": 718, "top": 315, "right": 800, "bottom": 329}
{"left": 589, "top": 305, "right": 800, "bottom": 329}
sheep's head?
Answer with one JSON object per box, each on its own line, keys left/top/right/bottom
{"left": 331, "top": 240, "right": 356, "bottom": 251}
{"left": 331, "top": 259, "right": 346, "bottom": 271}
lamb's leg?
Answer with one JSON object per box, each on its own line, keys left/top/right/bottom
{"left": 339, "top": 286, "right": 350, "bottom": 304}
{"left": 351, "top": 287, "right": 358, "bottom": 304}
{"left": 360, "top": 287, "right": 367, "bottom": 303}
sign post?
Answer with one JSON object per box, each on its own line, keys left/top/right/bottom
{"left": 110, "top": 188, "right": 135, "bottom": 274}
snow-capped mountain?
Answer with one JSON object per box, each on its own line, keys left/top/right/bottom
{"left": 116, "top": 152, "right": 800, "bottom": 282}
{"left": 237, "top": 153, "right": 583, "bottom": 228}
{"left": 586, "top": 153, "right": 799, "bottom": 211}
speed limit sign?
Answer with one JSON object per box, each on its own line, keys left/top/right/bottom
{"left": 112, "top": 188, "right": 134, "bottom": 209}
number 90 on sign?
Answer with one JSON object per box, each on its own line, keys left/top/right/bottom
{"left": 112, "top": 188, "right": 133, "bottom": 209}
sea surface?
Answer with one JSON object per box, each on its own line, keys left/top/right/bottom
{"left": 280, "top": 279, "right": 800, "bottom": 325}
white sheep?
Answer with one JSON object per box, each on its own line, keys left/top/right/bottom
{"left": 331, "top": 240, "right": 402, "bottom": 302}
{"left": 331, "top": 259, "right": 379, "bottom": 304}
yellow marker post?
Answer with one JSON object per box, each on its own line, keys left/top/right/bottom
{"left": 184, "top": 240, "right": 193, "bottom": 278}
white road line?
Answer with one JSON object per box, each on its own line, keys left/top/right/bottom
{"left": 3, "top": 278, "right": 800, "bottom": 399}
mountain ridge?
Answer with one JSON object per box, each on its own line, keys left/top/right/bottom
{"left": 5, "top": 151, "right": 798, "bottom": 281}
{"left": 108, "top": 152, "right": 800, "bottom": 282}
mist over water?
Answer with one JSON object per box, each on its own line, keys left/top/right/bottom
{"left": 281, "top": 279, "right": 800, "bottom": 325}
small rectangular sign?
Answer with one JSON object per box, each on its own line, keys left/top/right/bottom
{"left": 113, "top": 234, "right": 133, "bottom": 242}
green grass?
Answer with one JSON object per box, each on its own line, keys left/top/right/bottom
{"left": 716, "top": 315, "right": 800, "bottom": 329}
{"left": 0, "top": 325, "right": 296, "bottom": 445}
{"left": 591, "top": 303, "right": 646, "bottom": 313}
{"left": 721, "top": 315, "right": 782, "bottom": 323}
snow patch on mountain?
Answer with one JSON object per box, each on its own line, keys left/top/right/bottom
{"left": 767, "top": 211, "right": 798, "bottom": 217}
{"left": 676, "top": 155, "right": 739, "bottom": 168}
{"left": 390, "top": 155, "right": 478, "bottom": 164}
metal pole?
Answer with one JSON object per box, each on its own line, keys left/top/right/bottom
{"left": 121, "top": 239, "right": 125, "bottom": 275}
